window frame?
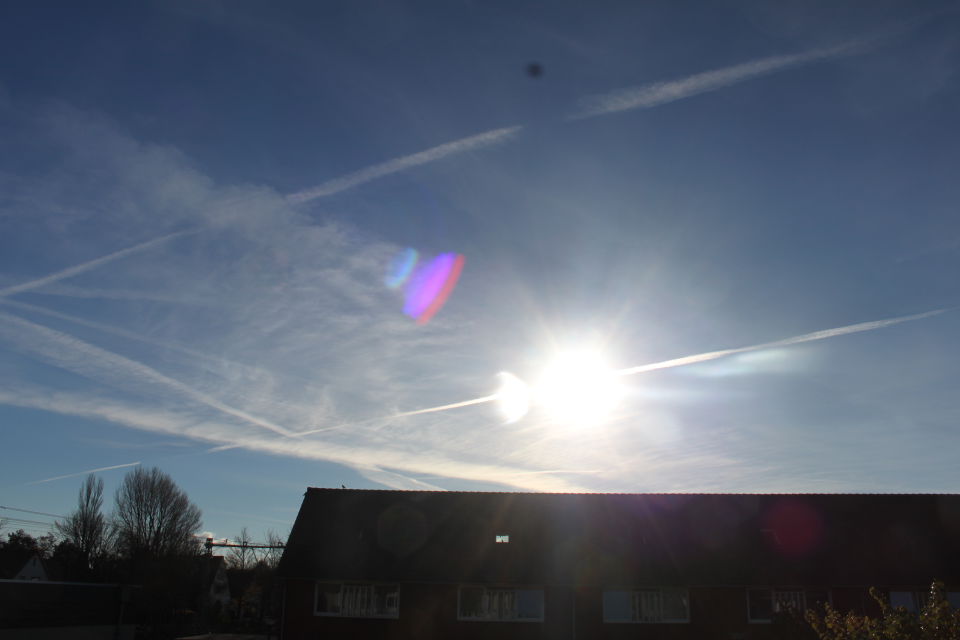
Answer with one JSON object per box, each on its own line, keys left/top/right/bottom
{"left": 313, "top": 581, "right": 400, "bottom": 619}
{"left": 886, "top": 587, "right": 960, "bottom": 612}
{"left": 602, "top": 587, "right": 691, "bottom": 624}
{"left": 888, "top": 589, "right": 921, "bottom": 613}
{"left": 456, "top": 585, "right": 545, "bottom": 622}
{"left": 747, "top": 587, "right": 830, "bottom": 624}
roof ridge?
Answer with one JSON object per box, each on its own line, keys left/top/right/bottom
{"left": 305, "top": 487, "right": 960, "bottom": 496}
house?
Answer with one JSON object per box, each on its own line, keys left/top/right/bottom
{"left": 276, "top": 489, "right": 960, "bottom": 639}
{"left": 203, "top": 555, "right": 232, "bottom": 612}
{"left": 14, "top": 554, "right": 48, "bottom": 581}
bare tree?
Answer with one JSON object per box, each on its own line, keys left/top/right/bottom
{"left": 227, "top": 526, "right": 255, "bottom": 570}
{"left": 55, "top": 474, "right": 107, "bottom": 569}
{"left": 112, "top": 467, "right": 202, "bottom": 559}
{"left": 261, "top": 529, "right": 286, "bottom": 569}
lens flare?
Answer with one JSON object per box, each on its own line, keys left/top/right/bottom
{"left": 385, "top": 248, "right": 420, "bottom": 289}
{"left": 403, "top": 252, "right": 465, "bottom": 325}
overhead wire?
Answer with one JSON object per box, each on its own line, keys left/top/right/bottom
{"left": 0, "top": 505, "right": 66, "bottom": 519}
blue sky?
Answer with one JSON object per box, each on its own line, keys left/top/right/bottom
{"left": 1, "top": 1, "right": 959, "bottom": 544}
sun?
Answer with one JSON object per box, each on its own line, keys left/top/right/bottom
{"left": 495, "top": 372, "right": 531, "bottom": 424}
{"left": 533, "top": 349, "right": 624, "bottom": 427}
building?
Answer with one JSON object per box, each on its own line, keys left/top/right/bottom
{"left": 14, "top": 554, "right": 50, "bottom": 581}
{"left": 0, "top": 579, "right": 137, "bottom": 640}
{"left": 277, "top": 489, "right": 960, "bottom": 639}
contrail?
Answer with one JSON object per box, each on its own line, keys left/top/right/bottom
{"left": 0, "top": 298, "right": 281, "bottom": 381}
{"left": 284, "top": 20, "right": 924, "bottom": 203}
{"left": 571, "top": 39, "right": 867, "bottom": 120}
{"left": 290, "top": 394, "right": 498, "bottom": 439}
{"left": 0, "top": 311, "right": 296, "bottom": 438}
{"left": 285, "top": 125, "right": 521, "bottom": 203}
{"left": 387, "top": 394, "right": 498, "bottom": 419}
{"left": 26, "top": 461, "right": 141, "bottom": 485}
{"left": 0, "top": 230, "right": 193, "bottom": 299}
{"left": 572, "top": 12, "right": 944, "bottom": 121}
{"left": 291, "top": 309, "right": 947, "bottom": 438}
{"left": 616, "top": 309, "right": 946, "bottom": 377}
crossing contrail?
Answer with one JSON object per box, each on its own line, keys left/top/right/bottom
{"left": 0, "top": 298, "right": 279, "bottom": 380}
{"left": 0, "top": 311, "right": 297, "bottom": 438}
{"left": 284, "top": 27, "right": 899, "bottom": 203}
{"left": 0, "top": 230, "right": 193, "bottom": 299}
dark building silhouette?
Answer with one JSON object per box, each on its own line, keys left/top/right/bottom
{"left": 277, "top": 489, "right": 960, "bottom": 639}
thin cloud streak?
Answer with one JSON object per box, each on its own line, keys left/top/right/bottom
{"left": 285, "top": 25, "right": 913, "bottom": 205}
{"left": 617, "top": 309, "right": 946, "bottom": 377}
{"left": 286, "top": 126, "right": 521, "bottom": 203}
{"left": 20, "top": 283, "right": 211, "bottom": 304}
{"left": 0, "top": 311, "right": 296, "bottom": 438}
{"left": 391, "top": 394, "right": 497, "bottom": 418}
{"left": 293, "top": 310, "right": 947, "bottom": 437}
{"left": 572, "top": 39, "right": 867, "bottom": 119}
{"left": 26, "top": 461, "right": 141, "bottom": 485}
{"left": 291, "top": 394, "right": 497, "bottom": 438}
{"left": 0, "top": 231, "right": 193, "bottom": 299}
{"left": 0, "top": 388, "right": 588, "bottom": 492}
{"left": 0, "top": 298, "right": 282, "bottom": 382}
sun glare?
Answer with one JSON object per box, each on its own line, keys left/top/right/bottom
{"left": 534, "top": 350, "right": 624, "bottom": 427}
{"left": 495, "top": 372, "right": 531, "bottom": 423}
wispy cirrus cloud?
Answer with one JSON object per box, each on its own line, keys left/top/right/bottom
{"left": 0, "top": 18, "right": 949, "bottom": 497}
{"left": 0, "top": 310, "right": 296, "bottom": 438}
{"left": 0, "top": 386, "right": 589, "bottom": 492}
{"left": 13, "top": 282, "right": 214, "bottom": 305}
{"left": 0, "top": 298, "right": 285, "bottom": 383}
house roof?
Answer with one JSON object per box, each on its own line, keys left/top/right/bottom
{"left": 278, "top": 489, "right": 960, "bottom": 587}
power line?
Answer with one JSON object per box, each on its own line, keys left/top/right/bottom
{"left": 1, "top": 517, "right": 57, "bottom": 527}
{"left": 0, "top": 505, "right": 66, "bottom": 519}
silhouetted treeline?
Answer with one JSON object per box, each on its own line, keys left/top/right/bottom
{"left": 0, "top": 466, "right": 284, "bottom": 639}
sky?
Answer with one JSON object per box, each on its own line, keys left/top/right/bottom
{"left": 1, "top": 0, "right": 959, "bottom": 545}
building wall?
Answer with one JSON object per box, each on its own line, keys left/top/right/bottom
{"left": 0, "top": 579, "right": 131, "bottom": 630}
{"left": 283, "top": 580, "right": 569, "bottom": 640}
{"left": 281, "top": 579, "right": 878, "bottom": 640}
{"left": 0, "top": 625, "right": 136, "bottom": 640}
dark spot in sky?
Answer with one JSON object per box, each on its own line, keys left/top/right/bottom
{"left": 526, "top": 62, "right": 543, "bottom": 78}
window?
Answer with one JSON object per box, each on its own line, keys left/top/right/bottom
{"left": 889, "top": 590, "right": 919, "bottom": 613}
{"left": 314, "top": 582, "right": 399, "bottom": 618}
{"left": 603, "top": 588, "right": 690, "bottom": 623}
{"left": 457, "top": 586, "right": 544, "bottom": 621}
{"left": 748, "top": 588, "right": 828, "bottom": 623}
{"left": 888, "top": 589, "right": 960, "bottom": 612}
